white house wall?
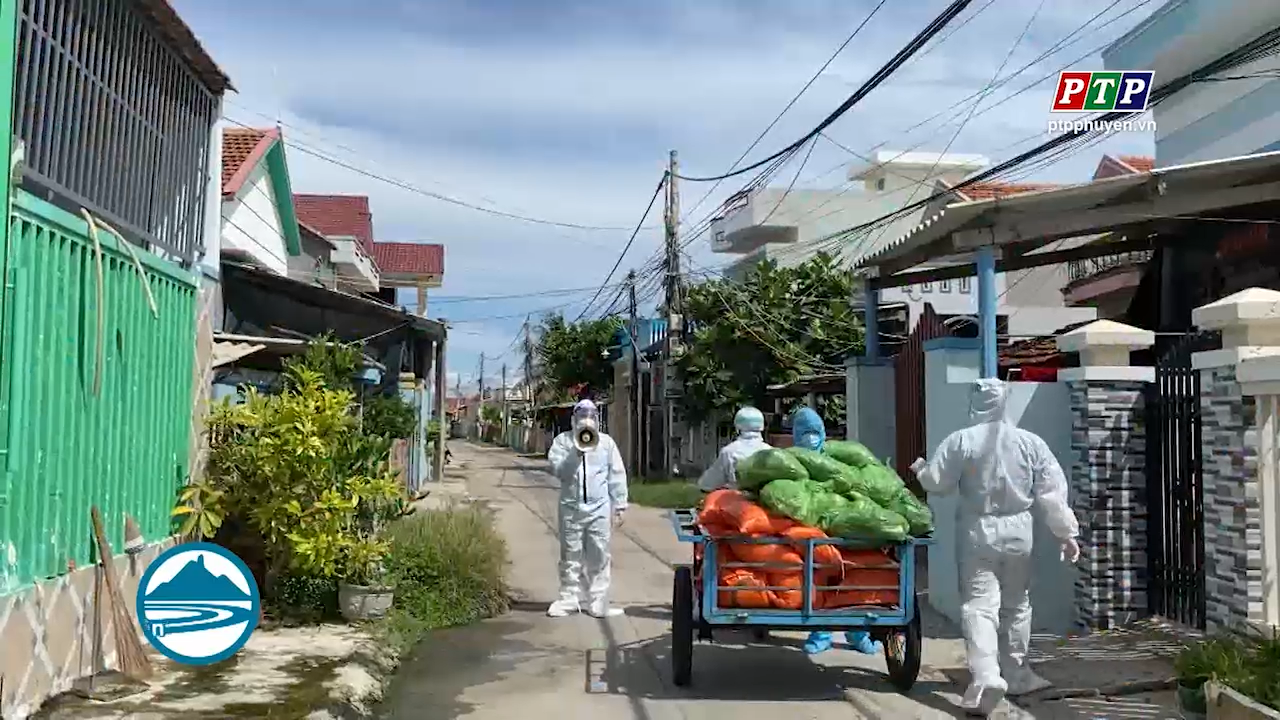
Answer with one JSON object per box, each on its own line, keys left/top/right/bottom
{"left": 220, "top": 162, "right": 289, "bottom": 276}
{"left": 1103, "top": 0, "right": 1280, "bottom": 166}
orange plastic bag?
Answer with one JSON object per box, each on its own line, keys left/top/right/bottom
{"left": 766, "top": 572, "right": 805, "bottom": 609}
{"left": 717, "top": 568, "right": 774, "bottom": 608}
{"left": 698, "top": 490, "right": 790, "bottom": 536}
{"left": 781, "top": 525, "right": 843, "bottom": 577}
{"left": 820, "top": 548, "right": 901, "bottom": 608}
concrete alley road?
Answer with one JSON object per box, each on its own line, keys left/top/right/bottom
{"left": 379, "top": 443, "right": 982, "bottom": 720}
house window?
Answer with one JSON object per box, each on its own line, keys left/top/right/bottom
{"left": 939, "top": 279, "right": 951, "bottom": 293}
{"left": 713, "top": 230, "right": 725, "bottom": 246}
{"left": 959, "top": 277, "right": 971, "bottom": 293}
{"left": 876, "top": 178, "right": 886, "bottom": 191}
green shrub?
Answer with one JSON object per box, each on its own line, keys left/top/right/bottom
{"left": 1176, "top": 629, "right": 1280, "bottom": 711}
{"left": 268, "top": 572, "right": 340, "bottom": 624}
{"left": 385, "top": 503, "right": 509, "bottom": 632}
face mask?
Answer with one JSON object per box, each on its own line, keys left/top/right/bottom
{"left": 797, "top": 432, "right": 822, "bottom": 451}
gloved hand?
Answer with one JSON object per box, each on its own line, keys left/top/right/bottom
{"left": 909, "top": 457, "right": 926, "bottom": 475}
{"left": 613, "top": 509, "right": 626, "bottom": 527}
{"left": 1060, "top": 537, "right": 1080, "bottom": 564}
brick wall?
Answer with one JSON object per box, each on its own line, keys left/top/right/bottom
{"left": 1200, "top": 364, "right": 1266, "bottom": 631}
{"left": 1069, "top": 380, "right": 1148, "bottom": 630}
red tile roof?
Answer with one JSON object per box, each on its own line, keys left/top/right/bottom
{"left": 371, "top": 242, "right": 445, "bottom": 276}
{"left": 294, "top": 194, "right": 375, "bottom": 249}
{"left": 221, "top": 127, "right": 278, "bottom": 197}
{"left": 957, "top": 181, "right": 1059, "bottom": 201}
{"left": 1118, "top": 155, "right": 1154, "bottom": 173}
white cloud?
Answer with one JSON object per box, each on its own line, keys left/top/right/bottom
{"left": 177, "top": 0, "right": 1156, "bottom": 384}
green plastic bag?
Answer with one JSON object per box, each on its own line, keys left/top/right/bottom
{"left": 819, "top": 492, "right": 910, "bottom": 542}
{"left": 843, "top": 462, "right": 906, "bottom": 507}
{"left": 784, "top": 447, "right": 857, "bottom": 484}
{"left": 736, "top": 448, "right": 809, "bottom": 491}
{"left": 759, "top": 479, "right": 822, "bottom": 527}
{"left": 824, "top": 440, "right": 879, "bottom": 469}
{"left": 885, "top": 486, "right": 934, "bottom": 536}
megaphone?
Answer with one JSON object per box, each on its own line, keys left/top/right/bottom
{"left": 574, "top": 418, "right": 600, "bottom": 452}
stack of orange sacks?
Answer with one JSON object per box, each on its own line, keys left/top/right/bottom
{"left": 697, "top": 489, "right": 900, "bottom": 610}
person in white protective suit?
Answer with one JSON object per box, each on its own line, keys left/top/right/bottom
{"left": 546, "top": 399, "right": 629, "bottom": 618}
{"left": 790, "top": 407, "right": 883, "bottom": 657}
{"left": 696, "top": 406, "right": 771, "bottom": 492}
{"left": 910, "top": 379, "right": 1081, "bottom": 717}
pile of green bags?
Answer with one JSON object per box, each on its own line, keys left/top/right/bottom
{"left": 737, "top": 440, "right": 934, "bottom": 543}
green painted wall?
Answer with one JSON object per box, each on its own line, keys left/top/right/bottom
{"left": 0, "top": 193, "right": 197, "bottom": 591}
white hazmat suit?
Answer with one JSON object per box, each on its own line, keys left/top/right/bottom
{"left": 697, "top": 406, "right": 771, "bottom": 492}
{"left": 911, "top": 379, "right": 1080, "bottom": 716}
{"left": 546, "top": 400, "right": 628, "bottom": 618}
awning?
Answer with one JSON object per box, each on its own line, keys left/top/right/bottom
{"left": 221, "top": 261, "right": 446, "bottom": 344}
{"left": 212, "top": 332, "right": 387, "bottom": 371}
{"left": 860, "top": 150, "right": 1280, "bottom": 279}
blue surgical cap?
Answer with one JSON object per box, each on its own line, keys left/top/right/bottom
{"left": 791, "top": 407, "right": 825, "bottom": 452}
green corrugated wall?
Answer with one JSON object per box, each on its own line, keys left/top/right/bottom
{"left": 0, "top": 191, "right": 197, "bottom": 592}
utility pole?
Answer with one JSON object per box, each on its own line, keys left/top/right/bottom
{"left": 523, "top": 317, "right": 534, "bottom": 406}
{"left": 478, "top": 354, "right": 486, "bottom": 440}
{"left": 500, "top": 363, "right": 508, "bottom": 442}
{"left": 661, "top": 150, "right": 683, "bottom": 477}
{"left": 626, "top": 270, "right": 641, "bottom": 477}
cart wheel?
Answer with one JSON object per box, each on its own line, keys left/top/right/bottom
{"left": 884, "top": 594, "right": 923, "bottom": 692}
{"left": 672, "top": 565, "right": 694, "bottom": 687}
{"left": 750, "top": 628, "right": 770, "bottom": 642}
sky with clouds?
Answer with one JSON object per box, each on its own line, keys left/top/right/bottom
{"left": 172, "top": 0, "right": 1156, "bottom": 394}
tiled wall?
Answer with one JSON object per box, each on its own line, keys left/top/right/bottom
{"left": 1069, "top": 380, "right": 1149, "bottom": 630}
{"left": 0, "top": 540, "right": 173, "bottom": 719}
{"left": 1199, "top": 365, "right": 1266, "bottom": 631}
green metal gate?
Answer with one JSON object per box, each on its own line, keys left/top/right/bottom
{"left": 0, "top": 191, "right": 197, "bottom": 591}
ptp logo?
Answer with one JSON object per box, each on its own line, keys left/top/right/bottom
{"left": 1051, "top": 71, "right": 1154, "bottom": 113}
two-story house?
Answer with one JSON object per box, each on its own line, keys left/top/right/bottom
{"left": 2, "top": 0, "right": 233, "bottom": 715}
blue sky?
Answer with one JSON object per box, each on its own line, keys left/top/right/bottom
{"left": 172, "top": 0, "right": 1155, "bottom": 394}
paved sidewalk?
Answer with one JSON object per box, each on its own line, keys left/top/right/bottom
{"left": 379, "top": 443, "right": 1192, "bottom": 720}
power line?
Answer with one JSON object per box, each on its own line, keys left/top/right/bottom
{"left": 679, "top": 0, "right": 890, "bottom": 226}
{"left": 221, "top": 114, "right": 654, "bottom": 233}
{"left": 847, "top": 0, "right": 1049, "bottom": 268}
{"left": 575, "top": 174, "right": 668, "bottom": 321}
{"left": 768, "top": 0, "right": 1147, "bottom": 245}
{"left": 675, "top": 0, "right": 976, "bottom": 183}
{"left": 808, "top": 24, "right": 1280, "bottom": 259}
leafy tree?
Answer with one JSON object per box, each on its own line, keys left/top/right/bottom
{"left": 536, "top": 314, "right": 623, "bottom": 397}
{"left": 675, "top": 252, "right": 862, "bottom": 424}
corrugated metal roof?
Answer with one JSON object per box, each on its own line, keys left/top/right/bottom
{"left": 860, "top": 150, "right": 1280, "bottom": 274}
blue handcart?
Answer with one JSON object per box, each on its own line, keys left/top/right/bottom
{"left": 669, "top": 508, "right": 933, "bottom": 690}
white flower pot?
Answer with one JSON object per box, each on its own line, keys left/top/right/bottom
{"left": 338, "top": 581, "right": 394, "bottom": 621}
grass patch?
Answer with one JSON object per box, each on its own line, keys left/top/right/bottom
{"left": 373, "top": 501, "right": 510, "bottom": 655}
{"left": 627, "top": 479, "right": 702, "bottom": 509}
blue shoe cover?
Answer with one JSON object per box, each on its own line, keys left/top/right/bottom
{"left": 803, "top": 631, "right": 834, "bottom": 655}
{"left": 846, "top": 631, "right": 883, "bottom": 655}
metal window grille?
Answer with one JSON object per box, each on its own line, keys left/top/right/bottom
{"left": 14, "top": 0, "right": 219, "bottom": 263}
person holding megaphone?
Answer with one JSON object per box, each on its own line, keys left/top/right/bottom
{"left": 546, "top": 399, "right": 629, "bottom": 618}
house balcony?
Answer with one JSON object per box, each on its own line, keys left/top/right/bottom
{"left": 1063, "top": 248, "right": 1153, "bottom": 315}
{"left": 709, "top": 189, "right": 801, "bottom": 254}
{"left": 329, "top": 235, "right": 381, "bottom": 292}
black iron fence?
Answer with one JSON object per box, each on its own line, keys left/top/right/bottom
{"left": 1145, "top": 329, "right": 1219, "bottom": 630}
{"left": 15, "top": 0, "right": 221, "bottom": 262}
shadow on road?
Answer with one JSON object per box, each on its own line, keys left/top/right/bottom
{"left": 590, "top": 631, "right": 969, "bottom": 716}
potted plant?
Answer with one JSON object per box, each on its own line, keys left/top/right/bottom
{"left": 1174, "top": 635, "right": 1249, "bottom": 720}
{"left": 338, "top": 536, "right": 394, "bottom": 621}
